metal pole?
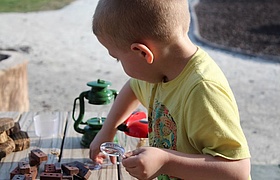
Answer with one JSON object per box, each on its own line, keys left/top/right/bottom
{"left": 117, "top": 156, "right": 122, "bottom": 180}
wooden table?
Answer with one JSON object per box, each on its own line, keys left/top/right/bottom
{"left": 0, "top": 111, "right": 146, "bottom": 180}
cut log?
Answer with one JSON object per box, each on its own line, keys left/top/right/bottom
{"left": 0, "top": 117, "right": 15, "bottom": 133}
{"left": 10, "top": 131, "right": 30, "bottom": 151}
{"left": 0, "top": 51, "right": 29, "bottom": 112}
{"left": 0, "top": 131, "right": 8, "bottom": 143}
{"left": 0, "top": 136, "right": 15, "bottom": 160}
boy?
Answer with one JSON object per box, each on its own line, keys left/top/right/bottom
{"left": 89, "top": 0, "right": 251, "bottom": 179}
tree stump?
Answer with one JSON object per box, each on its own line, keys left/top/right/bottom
{"left": 0, "top": 51, "right": 29, "bottom": 112}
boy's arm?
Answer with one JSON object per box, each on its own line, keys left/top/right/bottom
{"left": 123, "top": 147, "right": 250, "bottom": 180}
{"left": 164, "top": 148, "right": 250, "bottom": 180}
{"left": 89, "top": 80, "right": 140, "bottom": 162}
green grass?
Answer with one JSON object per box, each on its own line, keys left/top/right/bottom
{"left": 0, "top": 0, "right": 76, "bottom": 13}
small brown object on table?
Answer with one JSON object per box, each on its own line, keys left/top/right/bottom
{"left": 10, "top": 163, "right": 38, "bottom": 180}
{"left": 39, "top": 172, "right": 62, "bottom": 180}
{"left": 30, "top": 149, "right": 48, "bottom": 163}
{"left": 12, "top": 174, "right": 26, "bottom": 180}
{"left": 44, "top": 164, "right": 56, "bottom": 173}
{"left": 18, "top": 161, "right": 31, "bottom": 174}
{"left": 61, "top": 162, "right": 80, "bottom": 176}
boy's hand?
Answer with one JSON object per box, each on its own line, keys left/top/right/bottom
{"left": 89, "top": 129, "right": 117, "bottom": 164}
{"left": 89, "top": 137, "right": 106, "bottom": 164}
{"left": 122, "top": 147, "right": 169, "bottom": 180}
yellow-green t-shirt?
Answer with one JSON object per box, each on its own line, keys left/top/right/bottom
{"left": 130, "top": 47, "right": 250, "bottom": 180}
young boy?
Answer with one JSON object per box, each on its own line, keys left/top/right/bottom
{"left": 89, "top": 0, "right": 251, "bottom": 179}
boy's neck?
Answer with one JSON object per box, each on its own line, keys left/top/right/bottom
{"left": 157, "top": 35, "right": 197, "bottom": 82}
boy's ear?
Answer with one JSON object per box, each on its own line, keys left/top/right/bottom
{"left": 130, "top": 43, "right": 154, "bottom": 64}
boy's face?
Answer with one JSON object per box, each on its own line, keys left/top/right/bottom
{"left": 97, "top": 36, "right": 159, "bottom": 83}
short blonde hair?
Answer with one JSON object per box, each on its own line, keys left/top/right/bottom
{"left": 92, "top": 0, "right": 191, "bottom": 49}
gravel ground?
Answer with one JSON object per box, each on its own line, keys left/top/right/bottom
{"left": 194, "top": 0, "right": 280, "bottom": 62}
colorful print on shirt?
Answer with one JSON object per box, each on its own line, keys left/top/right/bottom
{"left": 148, "top": 100, "right": 177, "bottom": 151}
{"left": 148, "top": 100, "right": 179, "bottom": 180}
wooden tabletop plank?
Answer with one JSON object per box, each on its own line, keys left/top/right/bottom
{"left": 0, "top": 111, "right": 68, "bottom": 180}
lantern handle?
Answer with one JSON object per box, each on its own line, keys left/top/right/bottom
{"left": 72, "top": 91, "right": 88, "bottom": 134}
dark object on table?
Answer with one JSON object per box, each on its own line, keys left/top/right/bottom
{"left": 40, "top": 172, "right": 62, "bottom": 180}
{"left": 61, "top": 161, "right": 92, "bottom": 180}
{"left": 30, "top": 149, "right": 48, "bottom": 163}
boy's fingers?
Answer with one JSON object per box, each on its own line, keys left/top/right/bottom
{"left": 89, "top": 149, "right": 95, "bottom": 161}
{"left": 122, "top": 149, "right": 143, "bottom": 167}
{"left": 124, "top": 150, "right": 134, "bottom": 158}
{"left": 90, "top": 151, "right": 106, "bottom": 164}
{"left": 109, "top": 156, "right": 117, "bottom": 164}
{"left": 125, "top": 148, "right": 142, "bottom": 157}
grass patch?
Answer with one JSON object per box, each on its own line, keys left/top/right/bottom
{"left": 0, "top": 0, "right": 76, "bottom": 13}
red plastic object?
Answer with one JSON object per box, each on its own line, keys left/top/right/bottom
{"left": 117, "top": 111, "right": 148, "bottom": 138}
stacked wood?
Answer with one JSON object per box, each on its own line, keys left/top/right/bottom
{"left": 0, "top": 135, "right": 15, "bottom": 160}
{"left": 10, "top": 131, "right": 30, "bottom": 151}
{"left": 40, "top": 163, "right": 63, "bottom": 180}
{"left": 10, "top": 161, "right": 38, "bottom": 180}
{"left": 60, "top": 161, "right": 92, "bottom": 179}
{"left": 10, "top": 149, "right": 48, "bottom": 180}
{"left": 0, "top": 118, "right": 15, "bottom": 159}
{"left": 0, "top": 50, "right": 29, "bottom": 112}
{"left": 10, "top": 148, "right": 93, "bottom": 180}
{"left": 0, "top": 118, "right": 30, "bottom": 160}
{"left": 39, "top": 161, "right": 92, "bottom": 179}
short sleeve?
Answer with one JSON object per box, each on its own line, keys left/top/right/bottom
{"left": 130, "top": 78, "right": 149, "bottom": 108}
{"left": 185, "top": 81, "right": 250, "bottom": 160}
